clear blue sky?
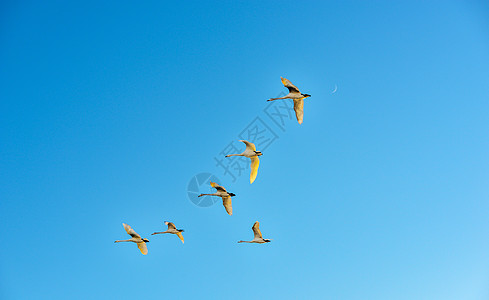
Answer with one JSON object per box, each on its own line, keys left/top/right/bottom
{"left": 1, "top": 1, "right": 489, "bottom": 299}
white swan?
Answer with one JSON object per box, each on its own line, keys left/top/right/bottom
{"left": 114, "top": 223, "right": 149, "bottom": 255}
{"left": 268, "top": 77, "right": 311, "bottom": 124}
{"left": 238, "top": 221, "right": 271, "bottom": 244}
{"left": 151, "top": 221, "right": 184, "bottom": 243}
{"left": 198, "top": 181, "right": 236, "bottom": 215}
{"left": 225, "top": 140, "right": 262, "bottom": 184}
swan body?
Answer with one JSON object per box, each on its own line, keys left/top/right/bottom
{"left": 151, "top": 221, "right": 185, "bottom": 243}
{"left": 114, "top": 223, "right": 149, "bottom": 255}
{"left": 267, "top": 77, "right": 311, "bottom": 124}
{"left": 238, "top": 221, "right": 271, "bottom": 244}
{"left": 225, "top": 140, "right": 262, "bottom": 183}
{"left": 198, "top": 181, "right": 236, "bottom": 215}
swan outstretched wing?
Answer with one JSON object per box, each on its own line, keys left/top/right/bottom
{"left": 240, "top": 140, "right": 256, "bottom": 151}
{"left": 123, "top": 223, "right": 141, "bottom": 239}
{"left": 165, "top": 221, "right": 177, "bottom": 230}
{"left": 137, "top": 242, "right": 148, "bottom": 255}
{"left": 250, "top": 157, "right": 260, "bottom": 184}
{"left": 293, "top": 99, "right": 304, "bottom": 124}
{"left": 176, "top": 232, "right": 184, "bottom": 243}
{"left": 252, "top": 221, "right": 262, "bottom": 239}
{"left": 210, "top": 181, "right": 227, "bottom": 192}
{"left": 281, "top": 77, "right": 300, "bottom": 93}
{"left": 222, "top": 196, "right": 233, "bottom": 215}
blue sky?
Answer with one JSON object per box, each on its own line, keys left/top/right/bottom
{"left": 1, "top": 1, "right": 489, "bottom": 299}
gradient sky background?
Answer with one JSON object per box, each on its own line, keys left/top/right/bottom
{"left": 1, "top": 1, "right": 489, "bottom": 299}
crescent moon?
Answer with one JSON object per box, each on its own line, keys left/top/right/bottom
{"left": 331, "top": 84, "right": 338, "bottom": 94}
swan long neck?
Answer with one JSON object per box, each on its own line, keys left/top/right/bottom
{"left": 114, "top": 239, "right": 132, "bottom": 243}
{"left": 238, "top": 240, "right": 251, "bottom": 243}
{"left": 199, "top": 193, "right": 219, "bottom": 196}
{"left": 268, "top": 97, "right": 288, "bottom": 101}
{"left": 151, "top": 231, "right": 167, "bottom": 235}
{"left": 225, "top": 153, "right": 243, "bottom": 157}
